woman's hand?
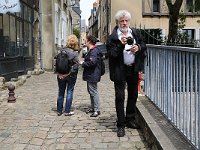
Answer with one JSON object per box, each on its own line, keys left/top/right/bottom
{"left": 79, "top": 58, "right": 84, "bottom": 65}
{"left": 57, "top": 73, "right": 70, "bottom": 79}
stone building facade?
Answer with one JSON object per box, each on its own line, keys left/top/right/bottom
{"left": 0, "top": 0, "right": 80, "bottom": 84}
{"left": 90, "top": 0, "right": 200, "bottom": 43}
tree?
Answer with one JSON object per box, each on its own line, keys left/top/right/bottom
{"left": 176, "top": 11, "right": 187, "bottom": 43}
{"left": 73, "top": 27, "right": 80, "bottom": 39}
{"left": 165, "top": 0, "right": 183, "bottom": 43}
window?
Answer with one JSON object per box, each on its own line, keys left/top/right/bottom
{"left": 9, "top": 16, "right": 16, "bottom": 56}
{"left": 186, "top": 0, "right": 193, "bottom": 12}
{"left": 153, "top": 0, "right": 160, "bottom": 12}
{"left": 186, "top": 0, "right": 200, "bottom": 12}
{"left": 195, "top": 0, "right": 200, "bottom": 12}
{"left": 55, "top": 3, "right": 61, "bottom": 45}
{"left": 182, "top": 29, "right": 195, "bottom": 40}
{"left": 24, "top": 22, "right": 32, "bottom": 56}
{"left": 0, "top": 14, "right": 4, "bottom": 57}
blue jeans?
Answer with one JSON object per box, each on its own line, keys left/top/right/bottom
{"left": 57, "top": 75, "right": 77, "bottom": 113}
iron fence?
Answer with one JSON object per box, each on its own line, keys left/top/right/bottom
{"left": 144, "top": 44, "right": 200, "bottom": 149}
{"left": 136, "top": 26, "right": 200, "bottom": 48}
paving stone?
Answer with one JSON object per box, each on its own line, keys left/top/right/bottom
{"left": 55, "top": 143, "right": 65, "bottom": 150}
{"left": 79, "top": 143, "right": 92, "bottom": 149}
{"left": 120, "top": 142, "right": 133, "bottom": 148}
{"left": 0, "top": 131, "right": 11, "bottom": 138}
{"left": 134, "top": 141, "right": 147, "bottom": 149}
{"left": 25, "top": 145, "right": 40, "bottom": 150}
{"left": 12, "top": 144, "right": 27, "bottom": 150}
{"left": 102, "top": 136, "right": 119, "bottom": 142}
{"left": 34, "top": 131, "right": 48, "bottom": 139}
{"left": 107, "top": 142, "right": 119, "bottom": 148}
{"left": 18, "top": 137, "right": 31, "bottom": 144}
{"left": 93, "top": 142, "right": 108, "bottom": 149}
{"left": 65, "top": 143, "right": 79, "bottom": 149}
{"left": 29, "top": 137, "right": 44, "bottom": 146}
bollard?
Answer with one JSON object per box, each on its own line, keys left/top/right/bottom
{"left": 7, "top": 84, "right": 16, "bottom": 103}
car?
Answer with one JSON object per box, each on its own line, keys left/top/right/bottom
{"left": 96, "top": 42, "right": 108, "bottom": 59}
{"left": 82, "top": 46, "right": 88, "bottom": 58}
{"left": 81, "top": 44, "right": 88, "bottom": 58}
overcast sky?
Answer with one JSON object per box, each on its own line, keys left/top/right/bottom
{"left": 80, "top": 0, "right": 96, "bottom": 25}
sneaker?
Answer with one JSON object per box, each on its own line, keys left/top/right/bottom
{"left": 90, "top": 111, "right": 99, "bottom": 117}
{"left": 117, "top": 127, "right": 125, "bottom": 137}
{"left": 57, "top": 112, "right": 62, "bottom": 116}
{"left": 86, "top": 108, "right": 94, "bottom": 114}
{"left": 64, "top": 111, "right": 74, "bottom": 116}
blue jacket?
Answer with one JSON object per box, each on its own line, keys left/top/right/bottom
{"left": 82, "top": 46, "right": 102, "bottom": 82}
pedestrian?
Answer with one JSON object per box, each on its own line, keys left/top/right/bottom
{"left": 106, "top": 10, "right": 147, "bottom": 137}
{"left": 80, "top": 35, "right": 102, "bottom": 117}
{"left": 56, "top": 34, "right": 80, "bottom": 116}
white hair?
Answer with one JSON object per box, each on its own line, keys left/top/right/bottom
{"left": 114, "top": 10, "right": 131, "bottom": 24}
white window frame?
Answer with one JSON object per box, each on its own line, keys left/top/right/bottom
{"left": 61, "top": 11, "right": 67, "bottom": 47}
{"left": 55, "top": 3, "right": 61, "bottom": 45}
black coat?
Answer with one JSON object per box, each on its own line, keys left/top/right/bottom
{"left": 82, "top": 47, "right": 102, "bottom": 82}
{"left": 106, "top": 26, "right": 147, "bottom": 82}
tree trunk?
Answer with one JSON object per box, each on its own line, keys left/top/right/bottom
{"left": 166, "top": 0, "right": 183, "bottom": 43}
{"left": 168, "top": 8, "right": 179, "bottom": 43}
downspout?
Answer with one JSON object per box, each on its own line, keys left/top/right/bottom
{"left": 106, "top": 0, "right": 109, "bottom": 40}
{"left": 39, "top": 0, "right": 43, "bottom": 69}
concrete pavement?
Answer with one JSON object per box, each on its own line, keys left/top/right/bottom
{"left": 0, "top": 63, "right": 150, "bottom": 150}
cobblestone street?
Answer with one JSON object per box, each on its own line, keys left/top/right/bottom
{"left": 0, "top": 62, "right": 150, "bottom": 150}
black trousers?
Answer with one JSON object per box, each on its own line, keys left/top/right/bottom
{"left": 114, "top": 65, "right": 139, "bottom": 127}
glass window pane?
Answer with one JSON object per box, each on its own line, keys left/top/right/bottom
{"left": 0, "top": 15, "right": 3, "bottom": 57}
{"left": 24, "top": 22, "right": 32, "bottom": 56}
{"left": 24, "top": 6, "right": 31, "bottom": 22}
{"left": 186, "top": 0, "right": 193, "bottom": 12}
{"left": 24, "top": 6, "right": 28, "bottom": 21}
{"left": 28, "top": 8, "right": 32, "bottom": 22}
{"left": 3, "top": 15, "right": 9, "bottom": 37}
{"left": 10, "top": 16, "right": 16, "bottom": 42}
{"left": 0, "top": 15, "right": 2, "bottom": 35}
{"left": 2, "top": 15, "right": 10, "bottom": 57}
{"left": 16, "top": 21, "right": 23, "bottom": 56}
{"left": 28, "top": 24, "right": 32, "bottom": 56}
{"left": 153, "top": 0, "right": 160, "bottom": 12}
{"left": 195, "top": 0, "right": 200, "bottom": 12}
{"left": 9, "top": 16, "right": 17, "bottom": 56}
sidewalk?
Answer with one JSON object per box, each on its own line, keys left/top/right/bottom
{"left": 0, "top": 67, "right": 150, "bottom": 150}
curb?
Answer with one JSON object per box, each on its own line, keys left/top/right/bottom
{"left": 137, "top": 95, "right": 196, "bottom": 150}
{"left": 0, "top": 69, "right": 45, "bottom": 91}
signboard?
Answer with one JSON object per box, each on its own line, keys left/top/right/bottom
{"left": 0, "top": 0, "right": 21, "bottom": 13}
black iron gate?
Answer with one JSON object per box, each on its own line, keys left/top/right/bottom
{"left": 0, "top": 56, "right": 34, "bottom": 81}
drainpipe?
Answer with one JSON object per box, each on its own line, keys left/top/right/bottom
{"left": 39, "top": 0, "right": 43, "bottom": 69}
{"left": 106, "top": 0, "right": 109, "bottom": 40}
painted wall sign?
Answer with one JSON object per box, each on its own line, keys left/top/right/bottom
{"left": 0, "top": 0, "right": 21, "bottom": 13}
